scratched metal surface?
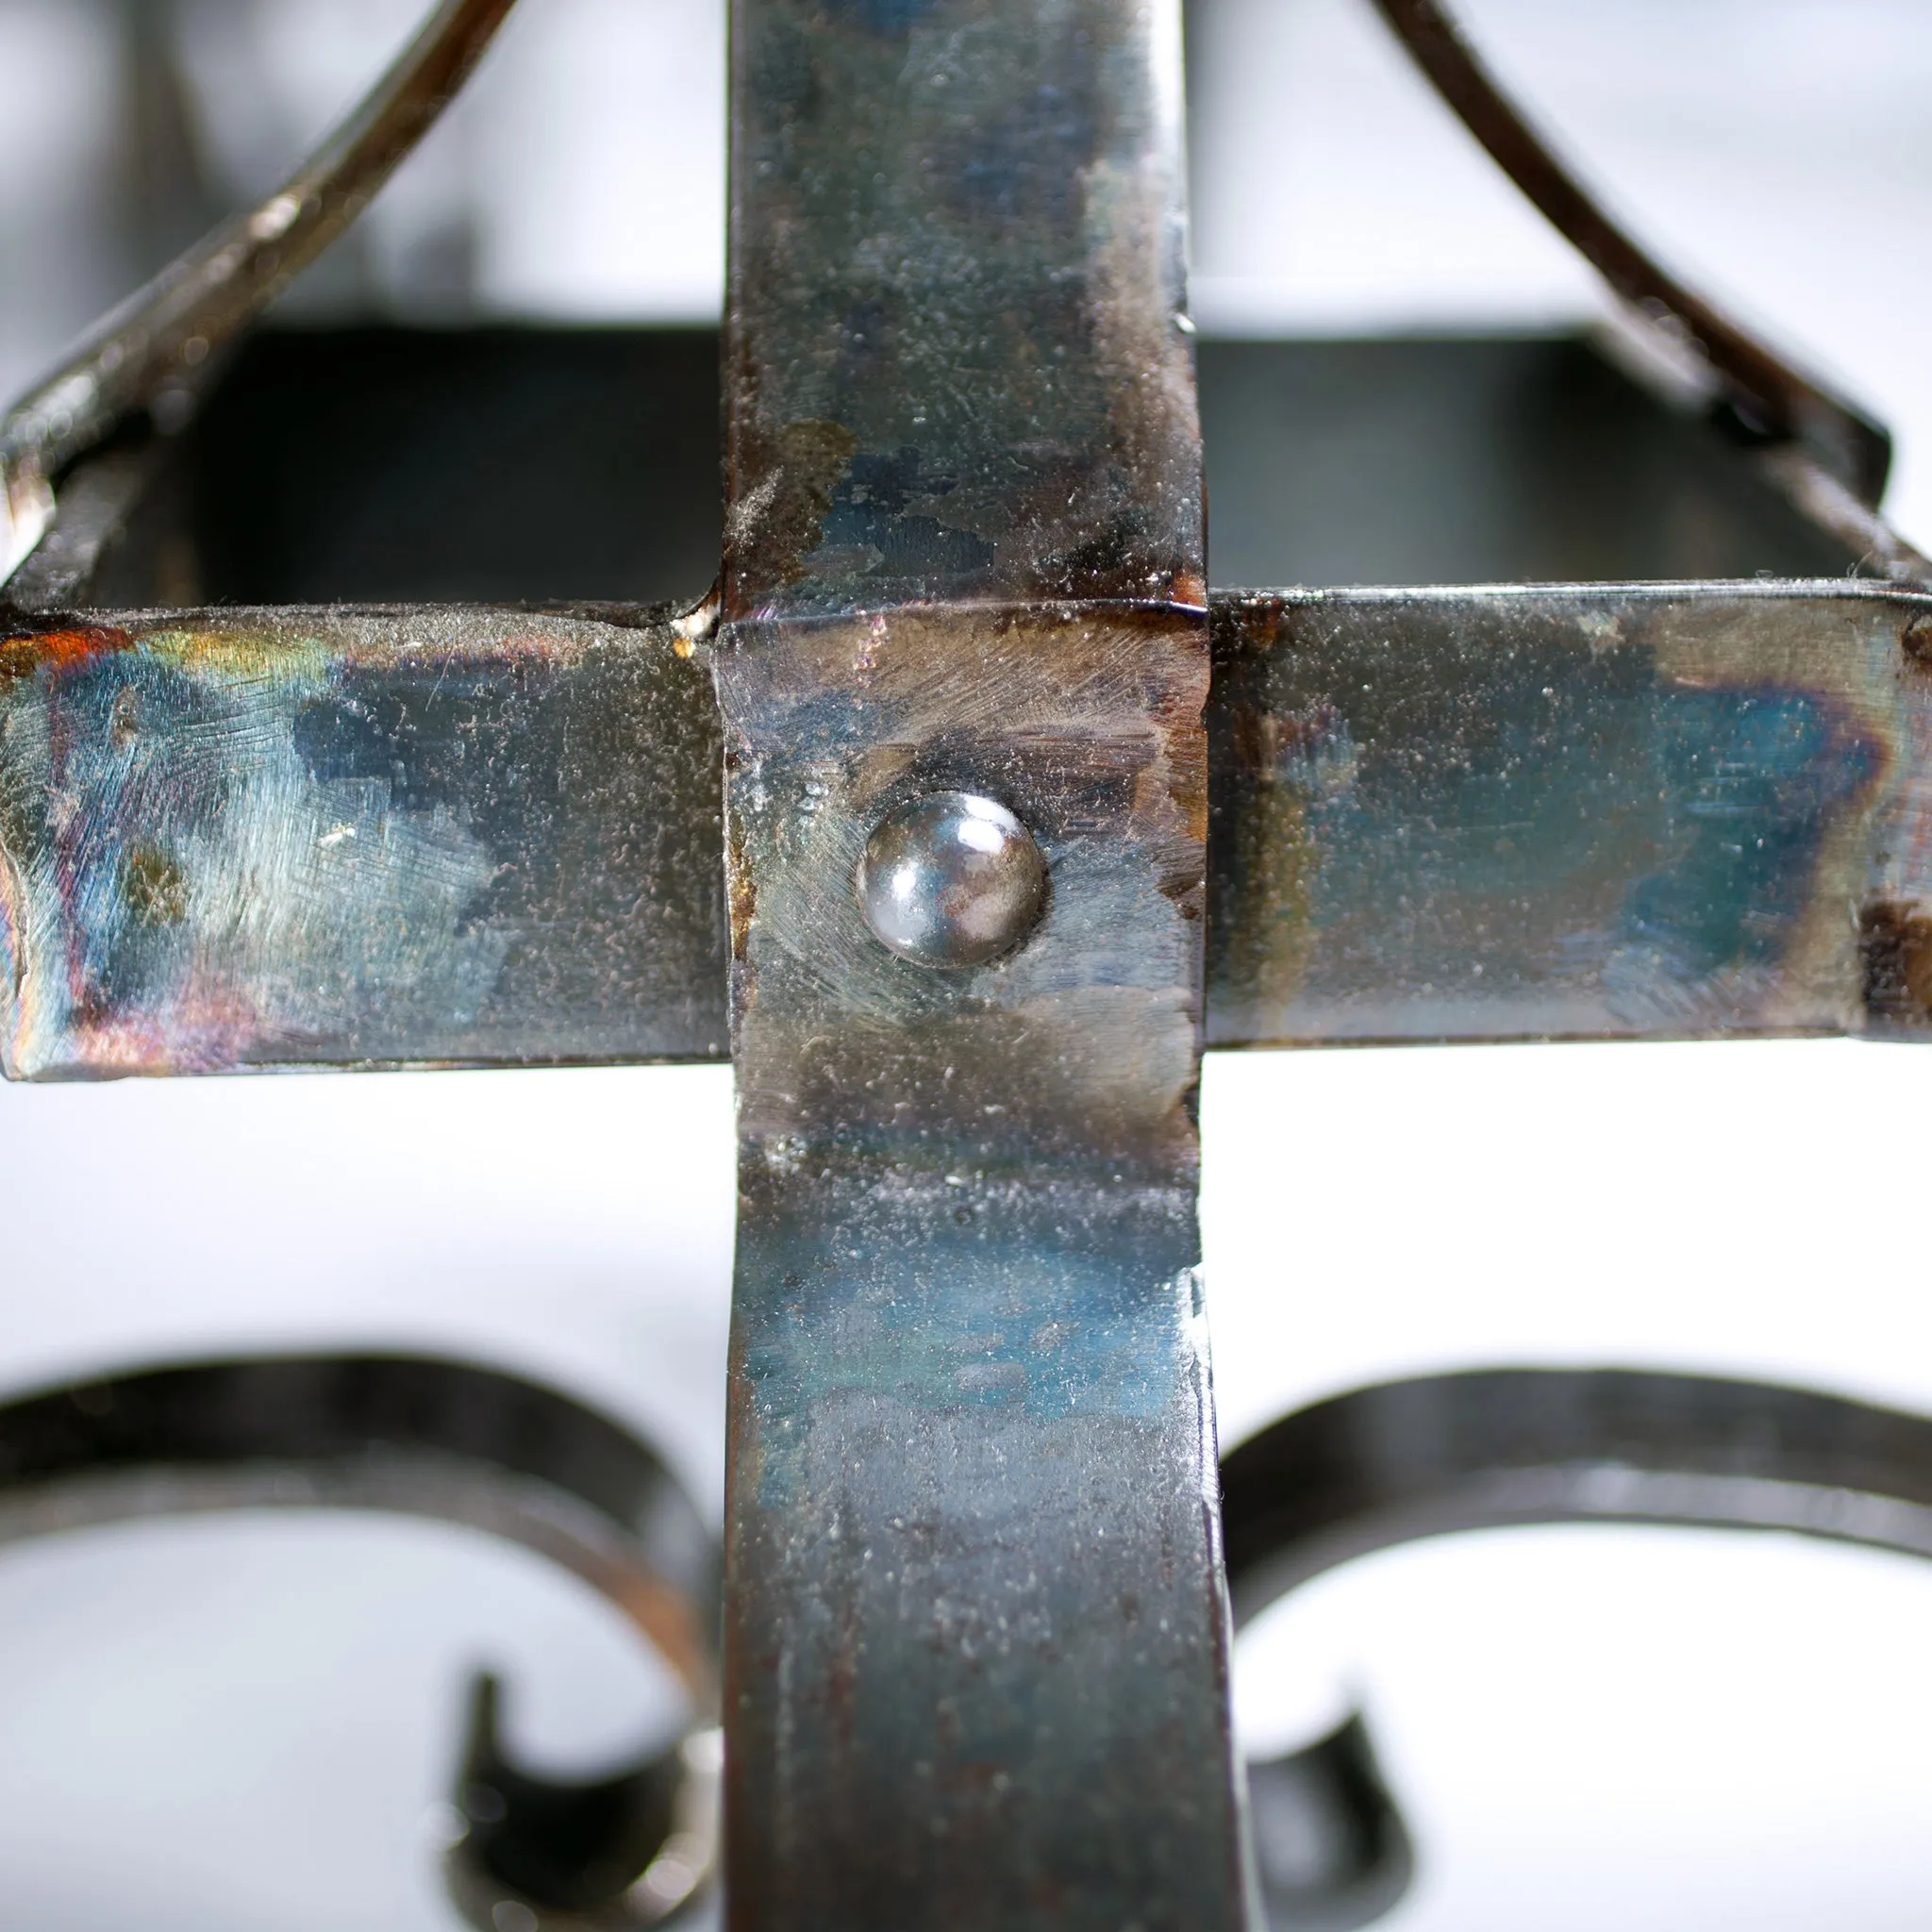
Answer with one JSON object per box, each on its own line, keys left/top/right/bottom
{"left": 724, "top": 0, "right": 1203, "bottom": 615}
{"left": 1206, "top": 584, "right": 1932, "bottom": 1048}
{"left": 714, "top": 0, "right": 1246, "bottom": 1925}
{"left": 0, "top": 604, "right": 725, "bottom": 1079}
{"left": 12, "top": 583, "right": 1932, "bottom": 1080}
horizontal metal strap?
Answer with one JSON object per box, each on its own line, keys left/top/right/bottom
{"left": 1209, "top": 581, "right": 1932, "bottom": 1045}
{"left": 4, "top": 581, "right": 1929, "bottom": 1078}
{"left": 0, "top": 604, "right": 725, "bottom": 1077}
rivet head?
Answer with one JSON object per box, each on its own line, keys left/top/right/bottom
{"left": 857, "top": 791, "right": 1048, "bottom": 969}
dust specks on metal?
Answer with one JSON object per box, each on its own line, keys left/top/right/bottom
{"left": 713, "top": 2, "right": 1243, "bottom": 1925}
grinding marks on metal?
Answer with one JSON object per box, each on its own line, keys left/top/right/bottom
{"left": 9, "top": 583, "right": 1932, "bottom": 1079}
{"left": 716, "top": 603, "right": 1238, "bottom": 1924}
{"left": 713, "top": 2, "right": 1245, "bottom": 1925}
{"left": 0, "top": 604, "right": 725, "bottom": 1078}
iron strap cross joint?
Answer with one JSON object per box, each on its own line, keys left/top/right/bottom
{"left": 1, "top": 1, "right": 1931, "bottom": 1928}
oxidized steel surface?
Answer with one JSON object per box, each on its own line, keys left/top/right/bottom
{"left": 13, "top": 583, "right": 1932, "bottom": 1078}
{"left": 725, "top": 0, "right": 1202, "bottom": 615}
{"left": 715, "top": 607, "right": 1241, "bottom": 1927}
{"left": 1207, "top": 585, "right": 1932, "bottom": 1046}
{"left": 0, "top": 604, "right": 725, "bottom": 1077}
{"left": 0, "top": 0, "right": 1928, "bottom": 1923}
{"left": 716, "top": 1, "right": 1245, "bottom": 1925}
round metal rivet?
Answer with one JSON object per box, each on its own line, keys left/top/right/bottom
{"left": 857, "top": 791, "right": 1048, "bottom": 968}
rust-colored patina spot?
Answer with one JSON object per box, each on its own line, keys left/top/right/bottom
{"left": 0, "top": 625, "right": 134, "bottom": 683}
{"left": 1860, "top": 900, "right": 1932, "bottom": 1025}
{"left": 122, "top": 843, "right": 189, "bottom": 926}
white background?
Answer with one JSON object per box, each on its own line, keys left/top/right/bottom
{"left": 1, "top": 3, "right": 1929, "bottom": 1926}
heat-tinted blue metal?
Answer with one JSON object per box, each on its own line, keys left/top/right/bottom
{"left": 715, "top": 605, "right": 1243, "bottom": 1931}
{"left": 10, "top": 585, "right": 1930, "bottom": 1082}
{"left": 724, "top": 0, "right": 1204, "bottom": 616}
{"left": 1207, "top": 584, "right": 1932, "bottom": 1044}
{"left": 0, "top": 608, "right": 725, "bottom": 1077}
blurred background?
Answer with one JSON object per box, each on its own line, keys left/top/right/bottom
{"left": 2, "top": 1, "right": 1930, "bottom": 1925}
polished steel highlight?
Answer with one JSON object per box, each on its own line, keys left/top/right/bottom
{"left": 857, "top": 791, "right": 1049, "bottom": 969}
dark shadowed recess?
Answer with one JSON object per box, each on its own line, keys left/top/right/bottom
{"left": 176, "top": 326, "right": 1850, "bottom": 608}
{"left": 189, "top": 327, "right": 726, "bottom": 606}
{"left": 1199, "top": 335, "right": 1853, "bottom": 586}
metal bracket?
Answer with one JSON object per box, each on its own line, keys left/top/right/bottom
{"left": 2, "top": 1, "right": 1931, "bottom": 1924}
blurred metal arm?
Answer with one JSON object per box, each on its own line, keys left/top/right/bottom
{"left": 0, "top": 0, "right": 522, "bottom": 591}
{"left": 1368, "top": 0, "right": 1930, "bottom": 584}
{"left": 1222, "top": 1367, "right": 1932, "bottom": 1927}
{"left": 0, "top": 1353, "right": 718, "bottom": 1691}
{"left": 1222, "top": 1368, "right": 1932, "bottom": 1624}
{"left": 0, "top": 1352, "right": 723, "bottom": 1927}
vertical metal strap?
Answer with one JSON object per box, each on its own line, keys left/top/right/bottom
{"left": 714, "top": 3, "right": 1246, "bottom": 1926}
